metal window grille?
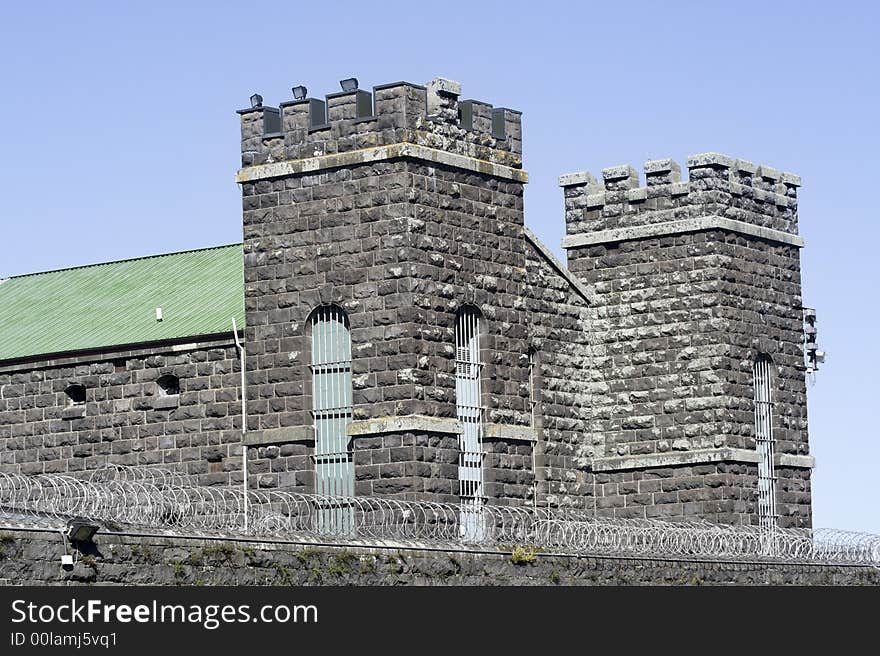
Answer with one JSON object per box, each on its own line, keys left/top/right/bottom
{"left": 455, "top": 307, "right": 485, "bottom": 540}
{"left": 528, "top": 348, "right": 539, "bottom": 508}
{"left": 754, "top": 355, "right": 778, "bottom": 534}
{"left": 311, "top": 306, "right": 354, "bottom": 534}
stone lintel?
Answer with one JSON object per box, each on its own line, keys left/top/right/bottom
{"left": 235, "top": 143, "right": 528, "bottom": 184}
{"left": 482, "top": 423, "right": 539, "bottom": 443}
{"left": 347, "top": 415, "right": 462, "bottom": 437}
{"left": 152, "top": 396, "right": 179, "bottom": 410}
{"left": 561, "top": 215, "right": 805, "bottom": 249}
{"left": 592, "top": 448, "right": 816, "bottom": 472}
{"left": 60, "top": 406, "right": 86, "bottom": 420}
{"left": 243, "top": 426, "right": 315, "bottom": 447}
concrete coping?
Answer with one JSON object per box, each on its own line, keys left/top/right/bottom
{"left": 558, "top": 171, "right": 598, "bottom": 187}
{"left": 602, "top": 164, "right": 638, "bottom": 181}
{"left": 592, "top": 448, "right": 816, "bottom": 472}
{"left": 644, "top": 158, "right": 680, "bottom": 175}
{"left": 347, "top": 415, "right": 463, "bottom": 437}
{"left": 483, "top": 423, "right": 539, "bottom": 443}
{"left": 686, "top": 152, "right": 735, "bottom": 169}
{"left": 757, "top": 165, "right": 781, "bottom": 181}
{"left": 735, "top": 158, "right": 758, "bottom": 174}
{"left": 243, "top": 426, "right": 315, "bottom": 447}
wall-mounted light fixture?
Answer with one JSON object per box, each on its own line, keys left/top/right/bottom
{"left": 65, "top": 518, "right": 99, "bottom": 543}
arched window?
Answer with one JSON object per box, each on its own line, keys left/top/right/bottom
{"left": 753, "top": 354, "right": 777, "bottom": 531}
{"left": 310, "top": 306, "right": 354, "bottom": 530}
{"left": 455, "top": 305, "right": 484, "bottom": 539}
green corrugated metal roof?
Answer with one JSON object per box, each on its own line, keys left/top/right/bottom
{"left": 0, "top": 244, "right": 244, "bottom": 362}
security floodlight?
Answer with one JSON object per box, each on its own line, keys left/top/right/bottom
{"left": 339, "top": 78, "right": 359, "bottom": 92}
{"left": 292, "top": 85, "right": 308, "bottom": 100}
{"left": 250, "top": 93, "right": 263, "bottom": 108}
{"left": 65, "top": 518, "right": 99, "bottom": 543}
{"left": 815, "top": 350, "right": 826, "bottom": 364}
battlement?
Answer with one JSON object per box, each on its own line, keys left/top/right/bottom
{"left": 236, "top": 77, "right": 523, "bottom": 173}
{"left": 560, "top": 153, "right": 801, "bottom": 241}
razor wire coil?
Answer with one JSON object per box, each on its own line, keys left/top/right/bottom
{"left": 1, "top": 467, "right": 877, "bottom": 566}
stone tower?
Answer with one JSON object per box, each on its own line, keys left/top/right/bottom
{"left": 561, "top": 154, "right": 814, "bottom": 527}
{"left": 236, "top": 78, "right": 544, "bottom": 506}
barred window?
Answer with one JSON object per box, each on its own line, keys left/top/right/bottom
{"left": 754, "top": 354, "right": 777, "bottom": 531}
{"left": 455, "top": 305, "right": 484, "bottom": 539}
{"left": 310, "top": 306, "right": 354, "bottom": 531}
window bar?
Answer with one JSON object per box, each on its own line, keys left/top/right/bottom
{"left": 456, "top": 307, "right": 485, "bottom": 541}
{"left": 312, "top": 306, "right": 354, "bottom": 535}
{"left": 754, "top": 355, "right": 778, "bottom": 550}
{"left": 529, "top": 348, "right": 537, "bottom": 509}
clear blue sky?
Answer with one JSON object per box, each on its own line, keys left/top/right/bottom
{"left": 1, "top": 1, "right": 877, "bottom": 532}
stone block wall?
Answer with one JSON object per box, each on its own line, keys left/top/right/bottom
{"left": 1, "top": 528, "right": 875, "bottom": 586}
{"left": 561, "top": 153, "right": 813, "bottom": 526}
{"left": 0, "top": 340, "right": 245, "bottom": 486}
{"left": 239, "top": 80, "right": 522, "bottom": 169}
{"left": 0, "top": 79, "right": 823, "bottom": 525}
{"left": 593, "top": 462, "right": 811, "bottom": 526}
{"left": 237, "top": 77, "right": 566, "bottom": 507}
{"left": 522, "top": 232, "right": 594, "bottom": 510}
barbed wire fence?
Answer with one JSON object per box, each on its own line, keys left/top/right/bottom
{"left": 1, "top": 465, "right": 878, "bottom": 566}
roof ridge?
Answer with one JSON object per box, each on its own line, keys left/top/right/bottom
{"left": 5, "top": 243, "right": 243, "bottom": 280}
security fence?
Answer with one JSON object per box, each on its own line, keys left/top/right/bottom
{"left": 1, "top": 466, "right": 878, "bottom": 566}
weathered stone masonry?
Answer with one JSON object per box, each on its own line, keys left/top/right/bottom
{"left": 0, "top": 340, "right": 244, "bottom": 485}
{"left": 238, "top": 79, "right": 591, "bottom": 507}
{"left": 2, "top": 529, "right": 876, "bottom": 586}
{"left": 561, "top": 154, "right": 813, "bottom": 526}
{"left": 0, "top": 76, "right": 818, "bottom": 530}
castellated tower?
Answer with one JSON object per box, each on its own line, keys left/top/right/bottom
{"left": 236, "top": 78, "right": 592, "bottom": 510}
{"left": 561, "top": 155, "right": 814, "bottom": 527}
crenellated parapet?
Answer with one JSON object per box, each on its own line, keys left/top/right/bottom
{"left": 236, "top": 77, "right": 523, "bottom": 178}
{"left": 560, "top": 153, "right": 802, "bottom": 247}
